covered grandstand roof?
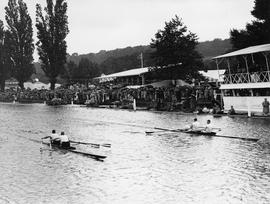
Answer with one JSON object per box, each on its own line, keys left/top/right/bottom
{"left": 96, "top": 67, "right": 149, "bottom": 79}
{"left": 213, "top": 43, "right": 270, "bottom": 59}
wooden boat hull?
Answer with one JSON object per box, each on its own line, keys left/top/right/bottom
{"left": 42, "top": 142, "right": 107, "bottom": 160}
{"left": 181, "top": 130, "right": 217, "bottom": 136}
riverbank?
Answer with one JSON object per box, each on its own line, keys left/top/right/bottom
{"left": 0, "top": 82, "right": 221, "bottom": 112}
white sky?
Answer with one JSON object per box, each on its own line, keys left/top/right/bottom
{"left": 0, "top": 0, "right": 254, "bottom": 59}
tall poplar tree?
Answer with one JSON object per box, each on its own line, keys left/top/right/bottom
{"left": 5, "top": 0, "right": 34, "bottom": 89}
{"left": 36, "top": 0, "right": 69, "bottom": 90}
{"left": 150, "top": 15, "right": 203, "bottom": 81}
{"left": 0, "top": 20, "right": 9, "bottom": 91}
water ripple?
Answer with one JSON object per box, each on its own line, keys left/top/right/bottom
{"left": 0, "top": 103, "right": 270, "bottom": 203}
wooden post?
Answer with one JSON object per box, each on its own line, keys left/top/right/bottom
{"left": 215, "top": 59, "right": 220, "bottom": 80}
{"left": 226, "top": 59, "right": 232, "bottom": 83}
{"left": 247, "top": 98, "right": 251, "bottom": 117}
{"left": 263, "top": 52, "right": 270, "bottom": 81}
{"left": 133, "top": 98, "right": 137, "bottom": 111}
{"left": 141, "top": 75, "right": 145, "bottom": 85}
{"left": 243, "top": 55, "right": 250, "bottom": 82}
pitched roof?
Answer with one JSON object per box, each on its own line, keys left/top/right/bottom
{"left": 97, "top": 67, "right": 149, "bottom": 79}
{"left": 213, "top": 43, "right": 270, "bottom": 59}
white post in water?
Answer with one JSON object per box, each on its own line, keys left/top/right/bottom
{"left": 133, "top": 98, "right": 136, "bottom": 111}
{"left": 71, "top": 100, "right": 74, "bottom": 105}
{"left": 247, "top": 98, "right": 251, "bottom": 117}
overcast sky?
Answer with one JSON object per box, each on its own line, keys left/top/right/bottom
{"left": 0, "top": 0, "right": 254, "bottom": 58}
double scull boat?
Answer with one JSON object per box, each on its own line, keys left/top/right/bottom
{"left": 42, "top": 142, "right": 107, "bottom": 161}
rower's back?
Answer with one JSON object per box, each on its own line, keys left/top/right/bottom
{"left": 59, "top": 132, "right": 70, "bottom": 148}
{"left": 204, "top": 120, "right": 213, "bottom": 133}
{"left": 50, "top": 130, "right": 60, "bottom": 145}
{"left": 191, "top": 118, "right": 200, "bottom": 130}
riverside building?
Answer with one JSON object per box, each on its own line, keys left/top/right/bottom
{"left": 213, "top": 43, "right": 270, "bottom": 114}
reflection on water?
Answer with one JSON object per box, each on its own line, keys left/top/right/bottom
{"left": 0, "top": 103, "right": 270, "bottom": 204}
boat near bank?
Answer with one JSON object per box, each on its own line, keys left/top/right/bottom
{"left": 213, "top": 43, "right": 270, "bottom": 115}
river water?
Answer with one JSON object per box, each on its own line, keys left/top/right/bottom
{"left": 0, "top": 103, "right": 270, "bottom": 204}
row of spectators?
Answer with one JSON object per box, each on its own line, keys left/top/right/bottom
{"left": 0, "top": 83, "right": 220, "bottom": 112}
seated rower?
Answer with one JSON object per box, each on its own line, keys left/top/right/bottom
{"left": 51, "top": 130, "right": 60, "bottom": 145}
{"left": 204, "top": 119, "right": 213, "bottom": 133}
{"left": 190, "top": 118, "right": 201, "bottom": 131}
{"left": 42, "top": 130, "right": 60, "bottom": 145}
{"left": 59, "top": 131, "right": 70, "bottom": 148}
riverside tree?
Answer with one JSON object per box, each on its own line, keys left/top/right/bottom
{"left": 230, "top": 0, "right": 270, "bottom": 50}
{"left": 5, "top": 0, "right": 34, "bottom": 89}
{"left": 72, "top": 58, "right": 100, "bottom": 84}
{"left": 150, "top": 15, "right": 203, "bottom": 82}
{"left": 0, "top": 20, "right": 9, "bottom": 91}
{"left": 36, "top": 0, "right": 69, "bottom": 90}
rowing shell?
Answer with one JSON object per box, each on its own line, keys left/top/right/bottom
{"left": 151, "top": 127, "right": 259, "bottom": 142}
{"left": 42, "top": 142, "right": 107, "bottom": 161}
{"left": 179, "top": 130, "right": 217, "bottom": 136}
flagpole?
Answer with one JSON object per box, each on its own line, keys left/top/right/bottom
{"left": 140, "top": 53, "right": 144, "bottom": 68}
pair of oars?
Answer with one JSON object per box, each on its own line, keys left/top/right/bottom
{"left": 146, "top": 127, "right": 259, "bottom": 142}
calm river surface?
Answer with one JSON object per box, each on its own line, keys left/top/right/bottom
{"left": 0, "top": 103, "right": 270, "bottom": 204}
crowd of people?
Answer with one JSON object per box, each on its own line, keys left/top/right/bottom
{"left": 0, "top": 82, "right": 220, "bottom": 112}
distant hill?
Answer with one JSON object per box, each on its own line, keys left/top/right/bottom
{"left": 34, "top": 38, "right": 232, "bottom": 82}
{"left": 67, "top": 38, "right": 231, "bottom": 64}
{"left": 197, "top": 38, "right": 232, "bottom": 59}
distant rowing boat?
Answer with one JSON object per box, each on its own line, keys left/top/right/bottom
{"left": 148, "top": 127, "right": 259, "bottom": 142}
{"left": 42, "top": 142, "right": 107, "bottom": 161}
{"left": 148, "top": 128, "right": 217, "bottom": 136}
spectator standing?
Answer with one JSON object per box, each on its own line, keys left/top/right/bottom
{"left": 262, "top": 98, "right": 270, "bottom": 115}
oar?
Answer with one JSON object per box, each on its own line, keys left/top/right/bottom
{"left": 145, "top": 130, "right": 171, "bottom": 134}
{"left": 70, "top": 140, "right": 111, "bottom": 148}
{"left": 152, "top": 127, "right": 259, "bottom": 142}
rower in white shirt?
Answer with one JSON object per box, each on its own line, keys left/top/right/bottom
{"left": 190, "top": 118, "right": 201, "bottom": 131}
{"left": 42, "top": 130, "right": 60, "bottom": 145}
{"left": 50, "top": 130, "right": 60, "bottom": 145}
{"left": 204, "top": 120, "right": 213, "bottom": 133}
{"left": 59, "top": 131, "right": 70, "bottom": 148}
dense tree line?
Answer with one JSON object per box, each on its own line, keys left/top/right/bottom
{"left": 229, "top": 0, "right": 270, "bottom": 71}
{"left": 230, "top": 0, "right": 270, "bottom": 50}
{"left": 3, "top": 0, "right": 266, "bottom": 90}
